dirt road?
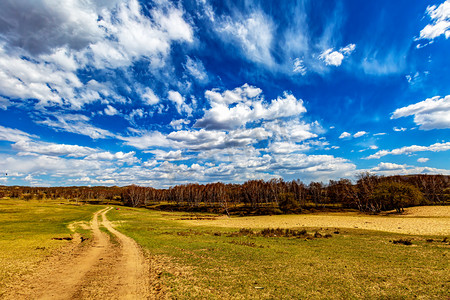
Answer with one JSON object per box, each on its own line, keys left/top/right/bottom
{"left": 3, "top": 207, "right": 151, "bottom": 299}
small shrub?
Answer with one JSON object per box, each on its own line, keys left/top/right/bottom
{"left": 392, "top": 239, "right": 412, "bottom": 245}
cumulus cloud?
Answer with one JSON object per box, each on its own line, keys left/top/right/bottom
{"left": 366, "top": 141, "right": 450, "bottom": 159}
{"left": 268, "top": 141, "right": 310, "bottom": 154}
{"left": 13, "top": 140, "right": 95, "bottom": 157}
{"left": 417, "top": 157, "right": 429, "bottom": 163}
{"left": 167, "top": 91, "right": 193, "bottom": 115}
{"left": 339, "top": 132, "right": 351, "bottom": 139}
{"left": 104, "top": 105, "right": 119, "bottom": 116}
{"left": 141, "top": 88, "right": 160, "bottom": 105}
{"left": 0, "top": 0, "right": 105, "bottom": 55}
{"left": 0, "top": 0, "right": 193, "bottom": 111}
{"left": 195, "top": 84, "right": 306, "bottom": 130}
{"left": 169, "top": 119, "right": 190, "bottom": 130}
{"left": 368, "top": 162, "right": 450, "bottom": 177}
{"left": 319, "top": 44, "right": 356, "bottom": 66}
{"left": 391, "top": 95, "right": 450, "bottom": 130}
{"left": 418, "top": 0, "right": 450, "bottom": 40}
{"left": 353, "top": 131, "right": 367, "bottom": 138}
{"left": 118, "top": 130, "right": 172, "bottom": 150}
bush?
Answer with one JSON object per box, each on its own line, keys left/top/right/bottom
{"left": 279, "top": 193, "right": 301, "bottom": 213}
{"left": 372, "top": 181, "right": 423, "bottom": 212}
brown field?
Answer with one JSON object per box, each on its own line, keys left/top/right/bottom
{"left": 177, "top": 206, "right": 450, "bottom": 236}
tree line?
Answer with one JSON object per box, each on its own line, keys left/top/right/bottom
{"left": 1, "top": 174, "right": 449, "bottom": 214}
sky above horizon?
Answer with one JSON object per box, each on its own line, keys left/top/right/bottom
{"left": 0, "top": 0, "right": 449, "bottom": 187}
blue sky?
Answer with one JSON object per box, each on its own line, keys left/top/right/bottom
{"left": 0, "top": 0, "right": 449, "bottom": 187}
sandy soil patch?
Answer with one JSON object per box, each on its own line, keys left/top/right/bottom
{"left": 178, "top": 206, "right": 450, "bottom": 236}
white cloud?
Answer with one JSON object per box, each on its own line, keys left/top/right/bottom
{"left": 366, "top": 141, "right": 450, "bottom": 159}
{"left": 169, "top": 119, "right": 190, "bottom": 130}
{"left": 293, "top": 58, "right": 307, "bottom": 75}
{"left": 418, "top": 0, "right": 450, "bottom": 40}
{"left": 0, "top": 96, "right": 10, "bottom": 110}
{"left": 339, "top": 44, "right": 356, "bottom": 55}
{"left": 417, "top": 157, "right": 429, "bottom": 163}
{"left": 0, "top": 0, "right": 105, "bottom": 55}
{"left": 13, "top": 140, "right": 94, "bottom": 157}
{"left": 393, "top": 127, "right": 407, "bottom": 132}
{"left": 391, "top": 95, "right": 450, "bottom": 130}
{"left": 0, "top": 126, "right": 36, "bottom": 142}
{"left": 368, "top": 162, "right": 450, "bottom": 177}
{"left": 319, "top": 44, "right": 355, "bottom": 67}
{"left": 264, "top": 120, "right": 317, "bottom": 143}
{"left": 196, "top": 85, "right": 306, "bottom": 130}
{"left": 104, "top": 105, "right": 119, "bottom": 116}
{"left": 353, "top": 131, "right": 367, "bottom": 138}
{"left": 168, "top": 91, "right": 193, "bottom": 115}
{"left": 148, "top": 150, "right": 187, "bottom": 161}
{"left": 339, "top": 132, "right": 351, "bottom": 139}
{"left": 0, "top": 0, "right": 193, "bottom": 111}
{"left": 268, "top": 142, "right": 310, "bottom": 154}
{"left": 184, "top": 56, "right": 208, "bottom": 83}
{"left": 319, "top": 49, "right": 344, "bottom": 66}
{"left": 141, "top": 88, "right": 160, "bottom": 105}
{"left": 218, "top": 11, "right": 274, "bottom": 65}
{"left": 119, "top": 130, "right": 172, "bottom": 150}
{"left": 37, "top": 114, "right": 115, "bottom": 139}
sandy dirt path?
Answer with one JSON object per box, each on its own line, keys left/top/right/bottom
{"left": 3, "top": 207, "right": 151, "bottom": 299}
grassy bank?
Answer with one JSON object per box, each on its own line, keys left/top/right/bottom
{"left": 0, "top": 199, "right": 102, "bottom": 295}
{"left": 108, "top": 207, "right": 449, "bottom": 299}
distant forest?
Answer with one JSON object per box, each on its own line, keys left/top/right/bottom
{"left": 1, "top": 174, "right": 449, "bottom": 215}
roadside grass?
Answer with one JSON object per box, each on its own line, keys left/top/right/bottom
{"left": 0, "top": 199, "right": 102, "bottom": 295}
{"left": 108, "top": 207, "right": 450, "bottom": 299}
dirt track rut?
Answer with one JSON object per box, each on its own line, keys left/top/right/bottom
{"left": 4, "top": 207, "right": 151, "bottom": 299}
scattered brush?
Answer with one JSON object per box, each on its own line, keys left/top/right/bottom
{"left": 51, "top": 237, "right": 73, "bottom": 241}
{"left": 227, "top": 228, "right": 331, "bottom": 239}
{"left": 392, "top": 239, "right": 413, "bottom": 245}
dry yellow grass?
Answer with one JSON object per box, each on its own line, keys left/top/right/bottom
{"left": 178, "top": 206, "right": 450, "bottom": 236}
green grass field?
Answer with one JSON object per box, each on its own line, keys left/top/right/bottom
{"left": 108, "top": 207, "right": 449, "bottom": 299}
{"left": 0, "top": 199, "right": 102, "bottom": 295}
{"left": 0, "top": 200, "right": 448, "bottom": 299}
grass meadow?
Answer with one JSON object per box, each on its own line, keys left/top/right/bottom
{"left": 0, "top": 199, "right": 102, "bottom": 295}
{"left": 108, "top": 207, "right": 449, "bottom": 299}
{"left": 0, "top": 200, "right": 448, "bottom": 299}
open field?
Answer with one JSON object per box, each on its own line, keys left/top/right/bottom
{"left": 1, "top": 201, "right": 449, "bottom": 299}
{"left": 176, "top": 206, "right": 450, "bottom": 236}
{"left": 108, "top": 206, "right": 450, "bottom": 299}
{"left": 0, "top": 199, "right": 101, "bottom": 296}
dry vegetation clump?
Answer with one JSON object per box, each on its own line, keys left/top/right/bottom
{"left": 391, "top": 239, "right": 413, "bottom": 245}
{"left": 227, "top": 227, "right": 331, "bottom": 240}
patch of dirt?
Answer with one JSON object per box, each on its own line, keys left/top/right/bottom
{"left": 399, "top": 206, "right": 450, "bottom": 217}
{"left": 3, "top": 207, "right": 160, "bottom": 299}
{"left": 67, "top": 221, "right": 90, "bottom": 232}
{"left": 178, "top": 206, "right": 450, "bottom": 236}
